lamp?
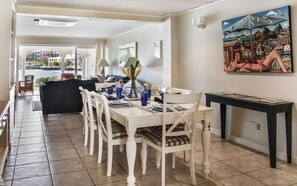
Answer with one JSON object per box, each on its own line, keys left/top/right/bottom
{"left": 97, "top": 59, "right": 109, "bottom": 76}
{"left": 123, "top": 57, "right": 142, "bottom": 68}
{"left": 192, "top": 16, "right": 205, "bottom": 29}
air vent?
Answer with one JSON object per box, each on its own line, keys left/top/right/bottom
{"left": 34, "top": 19, "right": 77, "bottom": 27}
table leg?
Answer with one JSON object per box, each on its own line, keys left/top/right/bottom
{"left": 201, "top": 117, "right": 210, "bottom": 178}
{"left": 206, "top": 97, "right": 211, "bottom": 107}
{"left": 220, "top": 104, "right": 226, "bottom": 139}
{"left": 267, "top": 113, "right": 276, "bottom": 168}
{"left": 126, "top": 130, "right": 136, "bottom": 186}
{"left": 285, "top": 110, "right": 292, "bottom": 163}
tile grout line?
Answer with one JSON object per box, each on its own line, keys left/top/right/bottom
{"left": 40, "top": 109, "right": 54, "bottom": 186}
{"left": 57, "top": 113, "right": 97, "bottom": 186}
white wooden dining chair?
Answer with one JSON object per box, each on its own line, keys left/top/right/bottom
{"left": 93, "top": 94, "right": 142, "bottom": 177}
{"left": 170, "top": 87, "right": 193, "bottom": 94}
{"left": 79, "top": 87, "right": 97, "bottom": 155}
{"left": 141, "top": 92, "right": 202, "bottom": 186}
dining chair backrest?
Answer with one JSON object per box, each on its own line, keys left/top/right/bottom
{"left": 79, "top": 86, "right": 85, "bottom": 113}
{"left": 170, "top": 87, "right": 193, "bottom": 94}
{"left": 162, "top": 92, "right": 202, "bottom": 148}
{"left": 19, "top": 75, "right": 34, "bottom": 93}
{"left": 25, "top": 75, "right": 34, "bottom": 86}
{"left": 80, "top": 88, "right": 95, "bottom": 129}
{"left": 93, "top": 94, "right": 113, "bottom": 142}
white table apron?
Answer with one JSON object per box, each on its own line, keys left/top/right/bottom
{"left": 91, "top": 99, "right": 212, "bottom": 186}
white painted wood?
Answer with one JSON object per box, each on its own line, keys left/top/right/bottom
{"left": 91, "top": 94, "right": 212, "bottom": 185}
{"left": 201, "top": 119, "right": 211, "bottom": 178}
{"left": 126, "top": 130, "right": 137, "bottom": 186}
{"left": 79, "top": 87, "right": 97, "bottom": 155}
{"left": 93, "top": 94, "right": 142, "bottom": 177}
{"left": 141, "top": 92, "right": 202, "bottom": 186}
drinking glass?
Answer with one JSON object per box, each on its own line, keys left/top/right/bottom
{"left": 141, "top": 91, "right": 148, "bottom": 106}
{"left": 147, "top": 90, "right": 151, "bottom": 100}
{"left": 160, "top": 92, "right": 164, "bottom": 101}
{"left": 107, "top": 87, "right": 113, "bottom": 94}
{"left": 116, "top": 87, "right": 122, "bottom": 98}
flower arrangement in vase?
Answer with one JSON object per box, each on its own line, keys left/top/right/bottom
{"left": 122, "top": 58, "right": 143, "bottom": 98}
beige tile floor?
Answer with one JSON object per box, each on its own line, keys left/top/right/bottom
{"left": 3, "top": 96, "right": 297, "bottom": 186}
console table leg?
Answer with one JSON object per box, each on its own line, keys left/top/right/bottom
{"left": 206, "top": 98, "right": 211, "bottom": 107}
{"left": 267, "top": 113, "right": 277, "bottom": 168}
{"left": 220, "top": 104, "right": 226, "bottom": 139}
{"left": 285, "top": 110, "right": 292, "bottom": 163}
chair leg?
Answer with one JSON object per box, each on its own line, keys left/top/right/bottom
{"left": 172, "top": 153, "right": 176, "bottom": 169}
{"left": 98, "top": 133, "right": 103, "bottom": 164}
{"left": 107, "top": 143, "right": 113, "bottom": 177}
{"left": 141, "top": 141, "right": 147, "bottom": 175}
{"left": 84, "top": 122, "right": 88, "bottom": 147}
{"left": 156, "top": 151, "right": 161, "bottom": 169}
{"left": 189, "top": 149, "right": 196, "bottom": 185}
{"left": 184, "top": 150, "right": 189, "bottom": 162}
{"left": 89, "top": 129, "right": 94, "bottom": 155}
{"left": 161, "top": 152, "right": 166, "bottom": 186}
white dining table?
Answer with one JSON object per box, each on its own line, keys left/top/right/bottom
{"left": 92, "top": 97, "right": 212, "bottom": 186}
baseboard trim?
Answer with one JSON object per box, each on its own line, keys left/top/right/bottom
{"left": 196, "top": 123, "right": 221, "bottom": 137}
{"left": 196, "top": 124, "right": 296, "bottom": 165}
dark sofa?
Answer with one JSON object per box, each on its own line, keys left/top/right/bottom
{"left": 97, "top": 74, "right": 130, "bottom": 83}
{"left": 40, "top": 79, "right": 97, "bottom": 115}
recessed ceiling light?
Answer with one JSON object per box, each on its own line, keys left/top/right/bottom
{"left": 34, "top": 18, "right": 77, "bottom": 27}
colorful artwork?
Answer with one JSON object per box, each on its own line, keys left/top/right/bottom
{"left": 222, "top": 6, "right": 293, "bottom": 73}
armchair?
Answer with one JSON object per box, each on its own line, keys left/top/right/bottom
{"left": 19, "top": 75, "right": 34, "bottom": 95}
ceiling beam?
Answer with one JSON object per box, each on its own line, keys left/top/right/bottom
{"left": 17, "top": 5, "right": 164, "bottom": 22}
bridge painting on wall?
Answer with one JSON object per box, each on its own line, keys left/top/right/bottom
{"left": 222, "top": 6, "right": 293, "bottom": 73}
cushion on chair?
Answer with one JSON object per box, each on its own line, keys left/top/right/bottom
{"left": 110, "top": 121, "right": 127, "bottom": 139}
{"left": 103, "top": 120, "right": 143, "bottom": 139}
{"left": 146, "top": 123, "right": 185, "bottom": 132}
{"left": 142, "top": 130, "right": 190, "bottom": 147}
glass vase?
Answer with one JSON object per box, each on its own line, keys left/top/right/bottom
{"left": 122, "top": 79, "right": 144, "bottom": 98}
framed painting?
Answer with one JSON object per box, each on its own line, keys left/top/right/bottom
{"left": 118, "top": 42, "right": 137, "bottom": 67}
{"left": 222, "top": 6, "right": 293, "bottom": 73}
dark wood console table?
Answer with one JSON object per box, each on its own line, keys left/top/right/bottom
{"left": 205, "top": 93, "right": 293, "bottom": 168}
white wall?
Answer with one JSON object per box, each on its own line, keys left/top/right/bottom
{"left": 177, "top": 0, "right": 297, "bottom": 162}
{"left": 106, "top": 23, "right": 164, "bottom": 85}
{"left": 0, "top": 0, "right": 12, "bottom": 100}
{"left": 86, "top": 49, "right": 96, "bottom": 77}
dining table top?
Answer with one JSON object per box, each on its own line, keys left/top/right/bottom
{"left": 90, "top": 93, "right": 213, "bottom": 130}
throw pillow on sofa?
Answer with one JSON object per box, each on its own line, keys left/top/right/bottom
{"left": 97, "top": 75, "right": 108, "bottom": 83}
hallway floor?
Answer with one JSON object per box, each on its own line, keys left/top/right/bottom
{"left": 3, "top": 96, "right": 297, "bottom": 186}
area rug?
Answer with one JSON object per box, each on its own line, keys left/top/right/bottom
{"left": 32, "top": 101, "right": 42, "bottom": 111}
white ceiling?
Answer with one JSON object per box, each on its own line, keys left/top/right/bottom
{"left": 17, "top": 15, "right": 149, "bottom": 38}
{"left": 16, "top": 0, "right": 221, "bottom": 39}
